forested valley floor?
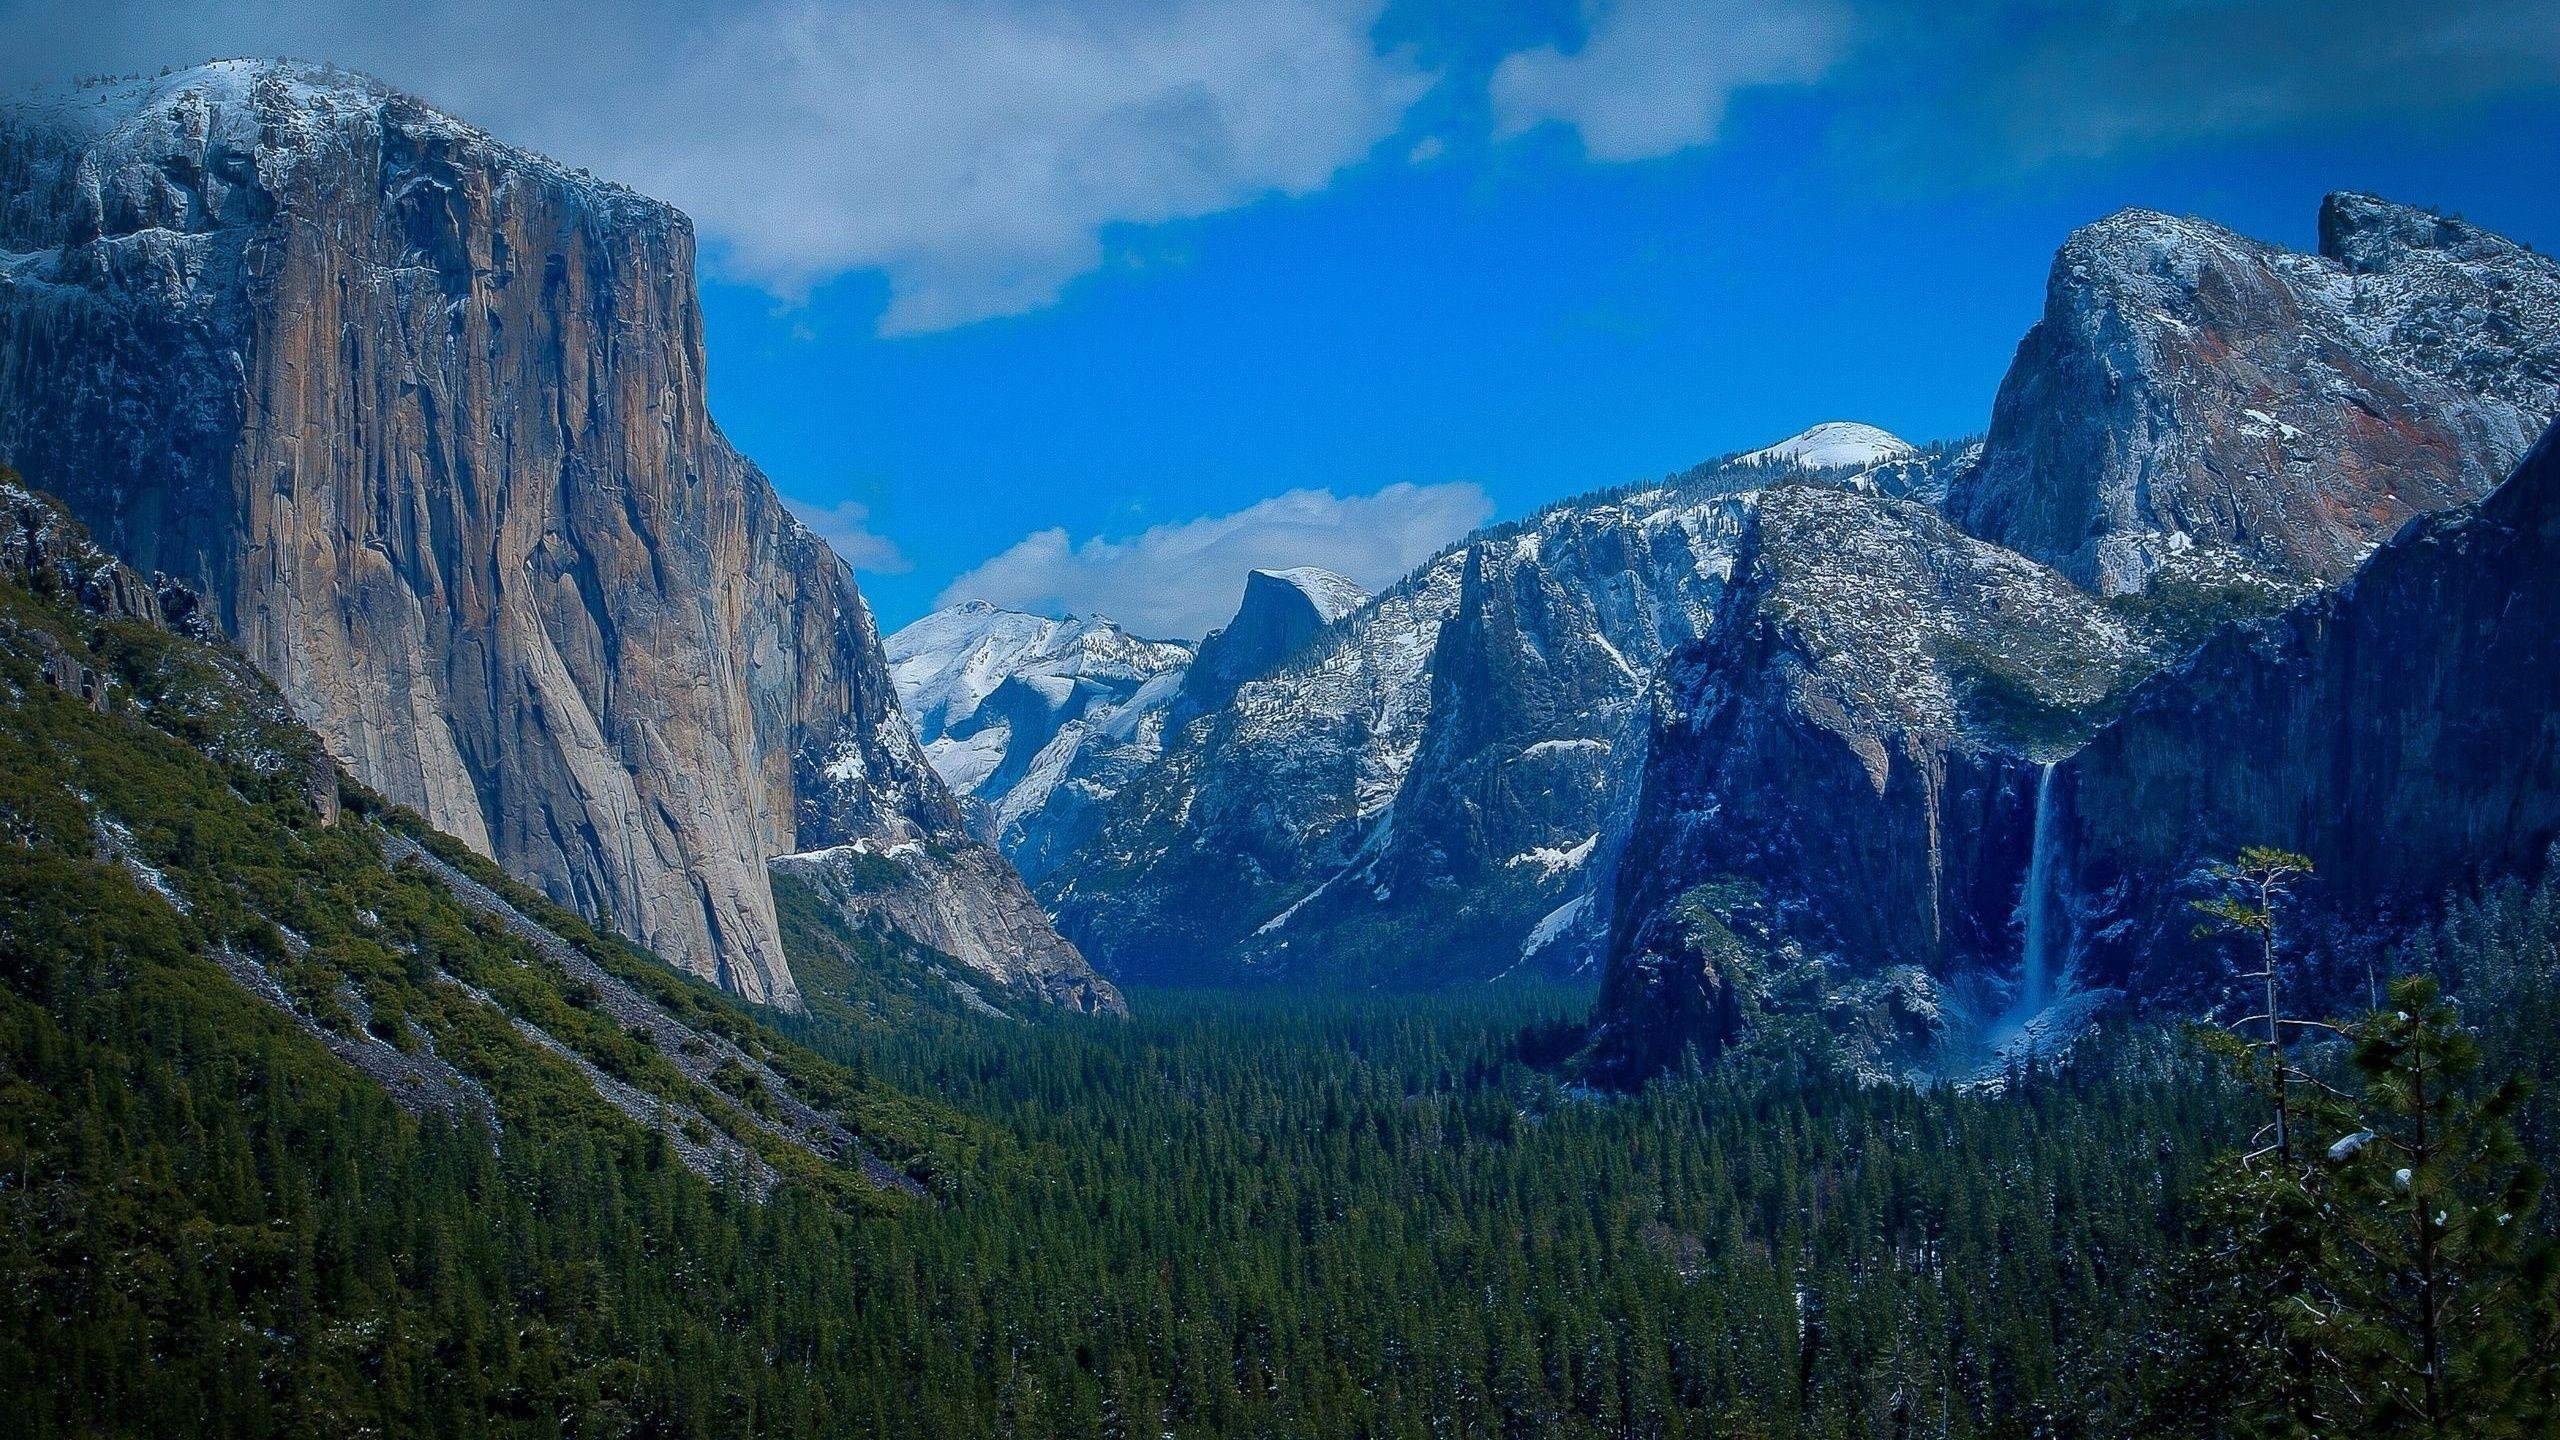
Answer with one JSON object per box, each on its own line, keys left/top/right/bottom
{"left": 13, "top": 831, "right": 2560, "bottom": 1436}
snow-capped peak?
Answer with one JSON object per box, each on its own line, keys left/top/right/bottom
{"left": 1739, "top": 422, "right": 1916, "bottom": 473}
{"left": 1253, "top": 567, "right": 1369, "bottom": 625}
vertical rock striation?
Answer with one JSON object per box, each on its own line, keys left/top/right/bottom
{"left": 0, "top": 62, "right": 1096, "bottom": 1010}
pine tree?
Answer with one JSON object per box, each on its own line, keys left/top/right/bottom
{"left": 2192, "top": 846, "right": 2318, "bottom": 1169}
{"left": 2172, "top": 976, "right": 2560, "bottom": 1437}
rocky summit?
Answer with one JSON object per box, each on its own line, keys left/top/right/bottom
{"left": 0, "top": 62, "right": 1106, "bottom": 1011}
{"left": 1948, "top": 193, "right": 2560, "bottom": 596}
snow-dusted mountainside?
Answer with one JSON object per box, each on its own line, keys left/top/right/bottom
{"left": 1044, "top": 437, "right": 1974, "bottom": 987}
{"left": 0, "top": 61, "right": 1112, "bottom": 1012}
{"left": 1182, "top": 567, "right": 1370, "bottom": 714}
{"left": 1948, "top": 193, "right": 2560, "bottom": 595}
{"left": 1581, "top": 487, "right": 2164, "bottom": 1086}
{"left": 1573, "top": 195, "right": 2560, "bottom": 1086}
{"left": 886, "top": 603, "right": 1192, "bottom": 878}
{"left": 2055, "top": 417, "right": 2560, "bottom": 1005}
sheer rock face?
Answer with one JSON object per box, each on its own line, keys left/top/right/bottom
{"left": 1580, "top": 488, "right": 2158, "bottom": 1084}
{"left": 2056, "top": 420, "right": 2560, "bottom": 1001}
{"left": 1179, "top": 567, "right": 1366, "bottom": 715}
{"left": 1047, "top": 439, "right": 1969, "bottom": 988}
{"left": 1947, "top": 193, "right": 2560, "bottom": 596}
{"left": 0, "top": 62, "right": 1084, "bottom": 1010}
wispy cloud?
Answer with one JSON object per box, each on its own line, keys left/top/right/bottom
{"left": 9, "top": 0, "right": 1432, "bottom": 334}
{"left": 1482, "top": 0, "right": 2560, "bottom": 173}
{"left": 1895, "top": 0, "right": 2560, "bottom": 171}
{"left": 785, "top": 497, "right": 911, "bottom": 575}
{"left": 1489, "top": 0, "right": 1849, "bottom": 162}
{"left": 941, "top": 481, "right": 1493, "bottom": 639}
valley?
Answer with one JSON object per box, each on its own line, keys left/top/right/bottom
{"left": 3, "top": 44, "right": 2558, "bottom": 1440}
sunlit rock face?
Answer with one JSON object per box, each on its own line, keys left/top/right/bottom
{"left": 0, "top": 62, "right": 1096, "bottom": 1010}
{"left": 1948, "top": 193, "right": 2560, "bottom": 597}
{"left": 2056, "top": 420, "right": 2560, "bottom": 1004}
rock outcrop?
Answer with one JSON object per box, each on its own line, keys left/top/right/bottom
{"left": 772, "top": 839, "right": 1125, "bottom": 1015}
{"left": 0, "top": 62, "right": 1101, "bottom": 1011}
{"left": 2054, "top": 418, "right": 2560, "bottom": 1001}
{"left": 1580, "top": 486, "right": 2161, "bottom": 1085}
{"left": 1179, "top": 566, "right": 1367, "bottom": 714}
{"left": 1947, "top": 194, "right": 2560, "bottom": 595}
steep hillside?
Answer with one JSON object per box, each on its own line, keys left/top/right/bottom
{"left": 1947, "top": 193, "right": 2560, "bottom": 595}
{"left": 0, "top": 62, "right": 1098, "bottom": 1011}
{"left": 0, "top": 469, "right": 940, "bottom": 1188}
{"left": 2054, "top": 417, "right": 2560, "bottom": 1002}
{"left": 1581, "top": 486, "right": 2163, "bottom": 1086}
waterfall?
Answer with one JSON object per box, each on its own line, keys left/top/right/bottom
{"left": 2016, "top": 762, "right": 2064, "bottom": 1017}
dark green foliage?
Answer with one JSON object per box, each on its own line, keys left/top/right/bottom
{"left": 2138, "top": 873, "right": 2560, "bottom": 1438}
{"left": 2107, "top": 570, "right": 2301, "bottom": 655}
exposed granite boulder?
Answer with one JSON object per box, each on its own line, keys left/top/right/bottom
{"left": 1946, "top": 194, "right": 2560, "bottom": 595}
{"left": 2055, "top": 418, "right": 2560, "bottom": 1001}
{"left": 1581, "top": 485, "right": 2160, "bottom": 1085}
{"left": 0, "top": 62, "right": 1100, "bottom": 1011}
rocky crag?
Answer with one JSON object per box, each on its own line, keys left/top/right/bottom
{"left": 1179, "top": 566, "right": 1369, "bottom": 714}
{"left": 1579, "top": 487, "right": 2161, "bottom": 1085}
{"left": 0, "top": 62, "right": 1108, "bottom": 1011}
{"left": 2055, "top": 418, "right": 2560, "bottom": 1003}
{"left": 1584, "top": 196, "right": 2560, "bottom": 1084}
{"left": 1949, "top": 194, "right": 2560, "bottom": 596}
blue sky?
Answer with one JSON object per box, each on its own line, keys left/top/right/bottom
{"left": 703, "top": 89, "right": 2560, "bottom": 632}
{"left": 16, "top": 0, "right": 2560, "bottom": 635}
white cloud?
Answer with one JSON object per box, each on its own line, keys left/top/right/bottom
{"left": 7, "top": 0, "right": 1431, "bottom": 334}
{"left": 1489, "top": 0, "right": 1848, "bottom": 162}
{"left": 785, "top": 497, "right": 911, "bottom": 574}
{"left": 941, "top": 481, "right": 1493, "bottom": 638}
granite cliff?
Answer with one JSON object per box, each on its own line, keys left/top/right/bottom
{"left": 1583, "top": 196, "right": 2560, "bottom": 1083}
{"left": 0, "top": 62, "right": 1107, "bottom": 1011}
{"left": 1580, "top": 486, "right": 2160, "bottom": 1085}
{"left": 2053, "top": 418, "right": 2560, "bottom": 1002}
{"left": 1948, "top": 194, "right": 2560, "bottom": 596}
